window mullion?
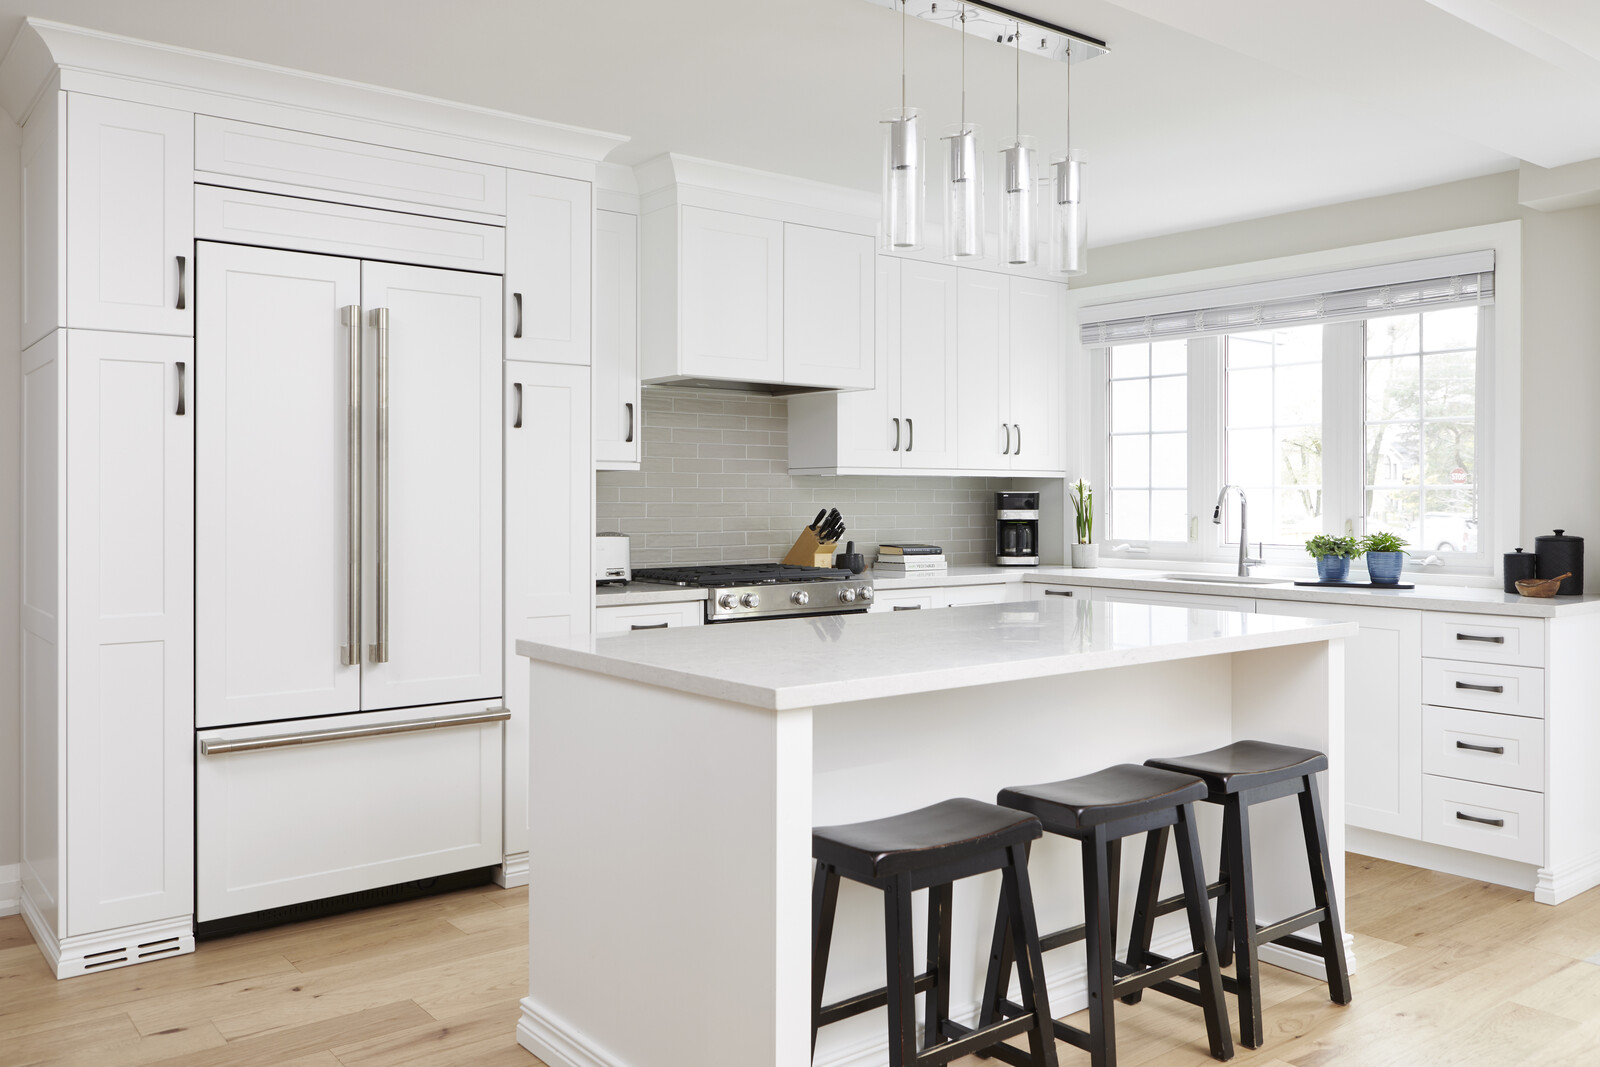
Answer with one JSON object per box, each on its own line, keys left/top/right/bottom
{"left": 1322, "top": 321, "right": 1364, "bottom": 541}
{"left": 1187, "top": 335, "right": 1222, "bottom": 561}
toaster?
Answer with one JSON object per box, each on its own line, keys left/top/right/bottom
{"left": 595, "top": 533, "right": 631, "bottom": 584}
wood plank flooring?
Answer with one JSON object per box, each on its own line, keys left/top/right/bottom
{"left": 2, "top": 854, "right": 1598, "bottom": 1065}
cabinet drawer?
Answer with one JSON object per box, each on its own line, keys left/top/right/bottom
{"left": 942, "top": 584, "right": 1008, "bottom": 608}
{"left": 594, "top": 601, "right": 704, "bottom": 633}
{"left": 196, "top": 701, "right": 505, "bottom": 921}
{"left": 196, "top": 116, "right": 506, "bottom": 218}
{"left": 1422, "top": 659, "right": 1544, "bottom": 718}
{"left": 1422, "top": 612, "right": 1545, "bottom": 667}
{"left": 1421, "top": 775, "right": 1544, "bottom": 865}
{"left": 1423, "top": 706, "right": 1545, "bottom": 791}
{"left": 870, "top": 589, "right": 938, "bottom": 613}
{"left": 1029, "top": 583, "right": 1094, "bottom": 602}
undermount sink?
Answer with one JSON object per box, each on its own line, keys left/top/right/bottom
{"left": 1157, "top": 572, "right": 1292, "bottom": 586}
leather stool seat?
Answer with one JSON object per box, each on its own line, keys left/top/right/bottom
{"left": 813, "top": 797, "right": 1042, "bottom": 880}
{"left": 1146, "top": 740, "right": 1327, "bottom": 795}
{"left": 999, "top": 764, "right": 1207, "bottom": 835}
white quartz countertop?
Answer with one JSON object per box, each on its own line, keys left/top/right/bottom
{"left": 868, "top": 565, "right": 1600, "bottom": 617}
{"left": 594, "top": 582, "right": 710, "bottom": 607}
{"left": 520, "top": 600, "right": 1356, "bottom": 711}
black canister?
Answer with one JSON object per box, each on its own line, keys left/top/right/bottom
{"left": 1503, "top": 548, "right": 1537, "bottom": 594}
{"left": 1534, "top": 529, "right": 1584, "bottom": 596}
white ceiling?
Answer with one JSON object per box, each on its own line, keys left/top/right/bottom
{"left": 0, "top": 0, "right": 1595, "bottom": 246}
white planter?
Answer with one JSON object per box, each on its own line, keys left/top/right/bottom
{"left": 1072, "top": 543, "right": 1100, "bottom": 569}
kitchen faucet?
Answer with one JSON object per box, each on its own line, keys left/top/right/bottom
{"left": 1213, "top": 485, "right": 1264, "bottom": 577}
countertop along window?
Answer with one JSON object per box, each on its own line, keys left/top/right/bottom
{"left": 1085, "top": 251, "right": 1497, "bottom": 575}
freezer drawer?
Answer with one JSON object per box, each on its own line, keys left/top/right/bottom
{"left": 197, "top": 701, "right": 505, "bottom": 921}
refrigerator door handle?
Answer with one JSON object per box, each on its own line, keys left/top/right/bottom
{"left": 370, "top": 308, "right": 391, "bottom": 665}
{"left": 341, "top": 304, "right": 362, "bottom": 666}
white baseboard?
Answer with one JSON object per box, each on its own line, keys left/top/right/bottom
{"left": 495, "top": 851, "right": 530, "bottom": 889}
{"left": 0, "top": 864, "right": 18, "bottom": 917}
{"left": 518, "top": 998, "right": 626, "bottom": 1067}
{"left": 1536, "top": 850, "right": 1600, "bottom": 906}
{"left": 21, "top": 886, "right": 193, "bottom": 980}
{"left": 1258, "top": 931, "right": 1358, "bottom": 980}
{"left": 1348, "top": 827, "right": 1538, "bottom": 895}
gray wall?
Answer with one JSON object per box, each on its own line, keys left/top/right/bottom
{"left": 597, "top": 389, "right": 1035, "bottom": 567}
{"left": 1, "top": 121, "right": 20, "bottom": 880}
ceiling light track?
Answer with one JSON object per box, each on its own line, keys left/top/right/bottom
{"left": 865, "top": 0, "right": 1109, "bottom": 65}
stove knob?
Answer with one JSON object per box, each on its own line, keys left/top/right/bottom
{"left": 838, "top": 588, "right": 857, "bottom": 604}
{"left": 740, "top": 592, "right": 761, "bottom": 608}
{"left": 859, "top": 586, "right": 874, "bottom": 602}
{"left": 718, "top": 593, "right": 738, "bottom": 610}
{"left": 791, "top": 590, "right": 810, "bottom": 606}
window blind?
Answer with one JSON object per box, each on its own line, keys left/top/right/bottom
{"left": 1079, "top": 250, "right": 1495, "bottom": 346}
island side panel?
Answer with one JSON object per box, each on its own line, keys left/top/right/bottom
{"left": 516, "top": 661, "right": 814, "bottom": 1067}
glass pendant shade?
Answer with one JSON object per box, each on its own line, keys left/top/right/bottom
{"left": 881, "top": 107, "right": 924, "bottom": 251}
{"left": 942, "top": 123, "right": 984, "bottom": 260}
{"left": 1049, "top": 154, "right": 1087, "bottom": 276}
{"left": 1001, "top": 136, "right": 1037, "bottom": 266}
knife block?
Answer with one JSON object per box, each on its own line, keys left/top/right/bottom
{"left": 782, "top": 527, "right": 836, "bottom": 567}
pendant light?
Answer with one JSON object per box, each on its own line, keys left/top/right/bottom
{"left": 1000, "top": 22, "right": 1036, "bottom": 266}
{"left": 942, "top": 3, "right": 983, "bottom": 260}
{"left": 881, "top": 0, "right": 923, "bottom": 250}
{"left": 1049, "top": 42, "right": 1087, "bottom": 276}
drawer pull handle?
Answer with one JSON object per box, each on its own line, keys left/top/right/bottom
{"left": 1455, "top": 633, "right": 1505, "bottom": 644}
{"left": 1455, "top": 810, "right": 1505, "bottom": 828}
{"left": 1455, "top": 740, "right": 1506, "bottom": 755}
{"left": 1044, "top": 589, "right": 1075, "bottom": 597}
{"left": 630, "top": 622, "right": 670, "bottom": 630}
{"left": 893, "top": 604, "right": 922, "bottom": 611}
{"left": 1455, "top": 681, "right": 1504, "bottom": 694}
{"left": 200, "top": 708, "right": 511, "bottom": 756}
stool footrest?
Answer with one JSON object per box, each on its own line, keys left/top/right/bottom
{"left": 934, "top": 1015, "right": 1041, "bottom": 1066}
{"left": 1038, "top": 921, "right": 1087, "bottom": 954}
{"left": 817, "top": 971, "right": 936, "bottom": 1028}
{"left": 1273, "top": 931, "right": 1334, "bottom": 957}
{"left": 1254, "top": 906, "right": 1325, "bottom": 947}
{"left": 1146, "top": 879, "right": 1226, "bottom": 921}
{"left": 1117, "top": 956, "right": 1207, "bottom": 1008}
{"left": 1111, "top": 950, "right": 1205, "bottom": 997}
{"left": 991, "top": 998, "right": 1095, "bottom": 1056}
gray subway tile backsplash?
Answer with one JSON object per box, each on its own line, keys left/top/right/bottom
{"left": 597, "top": 389, "right": 1041, "bottom": 568}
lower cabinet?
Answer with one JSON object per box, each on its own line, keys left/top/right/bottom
{"left": 869, "top": 583, "right": 1010, "bottom": 612}
{"left": 196, "top": 702, "right": 505, "bottom": 922}
{"left": 1028, "top": 583, "right": 1093, "bottom": 602}
{"left": 595, "top": 600, "right": 703, "bottom": 632}
{"left": 1092, "top": 588, "right": 1256, "bottom": 612}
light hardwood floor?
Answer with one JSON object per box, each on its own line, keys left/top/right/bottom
{"left": 3, "top": 855, "right": 1599, "bottom": 1066}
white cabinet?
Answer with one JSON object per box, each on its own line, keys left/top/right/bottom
{"left": 595, "top": 601, "right": 703, "bottom": 632}
{"left": 503, "top": 360, "right": 593, "bottom": 874}
{"left": 1257, "top": 601, "right": 1423, "bottom": 839}
{"left": 941, "top": 584, "right": 1010, "bottom": 607}
{"left": 65, "top": 94, "right": 193, "bottom": 336}
{"left": 897, "top": 260, "right": 961, "bottom": 469}
{"left": 594, "top": 210, "right": 641, "bottom": 468}
{"left": 1007, "top": 277, "right": 1066, "bottom": 473}
{"left": 1029, "top": 583, "right": 1094, "bottom": 602}
{"left": 1092, "top": 587, "right": 1255, "bottom": 611}
{"left": 783, "top": 223, "right": 875, "bottom": 389}
{"left": 956, "top": 270, "right": 1010, "bottom": 470}
{"left": 957, "top": 272, "right": 1065, "bottom": 473}
{"left": 868, "top": 588, "right": 939, "bottom": 613}
{"left": 794, "top": 256, "right": 902, "bottom": 469}
{"left": 506, "top": 171, "right": 592, "bottom": 365}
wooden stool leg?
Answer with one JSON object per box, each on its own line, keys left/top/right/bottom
{"left": 1175, "top": 803, "right": 1235, "bottom": 1062}
{"left": 1121, "top": 826, "right": 1170, "bottom": 1006}
{"left": 925, "top": 881, "right": 954, "bottom": 1048}
{"left": 1223, "top": 797, "right": 1264, "bottom": 1049}
{"left": 812, "top": 863, "right": 840, "bottom": 1058}
{"left": 1002, "top": 842, "right": 1062, "bottom": 1067}
{"left": 1298, "top": 774, "right": 1353, "bottom": 1006}
{"left": 884, "top": 876, "right": 919, "bottom": 1067}
{"left": 1213, "top": 812, "right": 1234, "bottom": 970}
{"left": 977, "top": 839, "right": 1028, "bottom": 1045}
{"left": 1082, "top": 826, "right": 1118, "bottom": 1067}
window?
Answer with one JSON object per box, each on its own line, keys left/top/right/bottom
{"left": 1223, "top": 326, "right": 1323, "bottom": 547}
{"left": 1108, "top": 340, "right": 1188, "bottom": 543}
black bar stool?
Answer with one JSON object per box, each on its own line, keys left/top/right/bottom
{"left": 1136, "top": 741, "right": 1352, "bottom": 1049}
{"left": 812, "top": 798, "right": 1060, "bottom": 1067}
{"left": 979, "top": 765, "right": 1234, "bottom": 1067}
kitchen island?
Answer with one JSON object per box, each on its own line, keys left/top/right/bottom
{"left": 515, "top": 600, "right": 1356, "bottom": 1067}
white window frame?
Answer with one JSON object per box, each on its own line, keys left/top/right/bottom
{"left": 1067, "top": 222, "right": 1521, "bottom": 583}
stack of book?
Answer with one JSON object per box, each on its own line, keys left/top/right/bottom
{"left": 874, "top": 543, "right": 947, "bottom": 576}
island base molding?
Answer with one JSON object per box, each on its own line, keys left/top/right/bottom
{"left": 0, "top": 865, "right": 18, "bottom": 917}
{"left": 1342, "top": 827, "right": 1600, "bottom": 904}
{"left": 21, "top": 888, "right": 195, "bottom": 979}
{"left": 495, "top": 852, "right": 531, "bottom": 889}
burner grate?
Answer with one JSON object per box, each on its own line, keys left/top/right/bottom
{"left": 632, "top": 564, "right": 853, "bottom": 587}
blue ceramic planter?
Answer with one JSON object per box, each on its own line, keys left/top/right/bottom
{"left": 1365, "top": 551, "right": 1405, "bottom": 584}
{"left": 1316, "top": 555, "right": 1351, "bottom": 582}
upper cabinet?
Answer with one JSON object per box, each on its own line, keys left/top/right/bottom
{"left": 594, "top": 209, "right": 641, "bottom": 468}
{"left": 668, "top": 205, "right": 784, "bottom": 383}
{"left": 782, "top": 223, "right": 875, "bottom": 390}
{"left": 956, "top": 273, "right": 1066, "bottom": 474}
{"left": 505, "top": 171, "right": 592, "bottom": 365}
{"left": 60, "top": 94, "right": 194, "bottom": 339}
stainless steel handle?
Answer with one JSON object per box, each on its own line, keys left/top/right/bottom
{"left": 513, "top": 292, "right": 524, "bottom": 339}
{"left": 1455, "top": 681, "right": 1504, "bottom": 694}
{"left": 892, "top": 417, "right": 901, "bottom": 451}
{"left": 893, "top": 604, "right": 922, "bottom": 611}
{"left": 1003, "top": 423, "right": 1011, "bottom": 455}
{"left": 906, "top": 418, "right": 914, "bottom": 452}
{"left": 341, "top": 304, "right": 362, "bottom": 667}
{"left": 624, "top": 402, "right": 635, "bottom": 443}
{"left": 176, "top": 255, "right": 187, "bottom": 310}
{"left": 1455, "top": 810, "right": 1505, "bottom": 828}
{"left": 370, "top": 308, "right": 390, "bottom": 664}
{"left": 1044, "top": 589, "right": 1074, "bottom": 597}
{"left": 1455, "top": 740, "right": 1506, "bottom": 755}
{"left": 513, "top": 382, "right": 524, "bottom": 429}
{"left": 200, "top": 707, "right": 511, "bottom": 756}
{"left": 631, "top": 622, "right": 670, "bottom": 630}
{"left": 1014, "top": 423, "right": 1021, "bottom": 456}
{"left": 1456, "top": 633, "right": 1505, "bottom": 644}
{"left": 175, "top": 361, "right": 187, "bottom": 416}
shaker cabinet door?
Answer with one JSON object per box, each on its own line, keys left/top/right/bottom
{"left": 956, "top": 269, "right": 1010, "bottom": 471}
{"left": 782, "top": 223, "right": 875, "bottom": 390}
{"left": 1008, "top": 277, "right": 1065, "bottom": 473}
{"left": 505, "top": 170, "right": 592, "bottom": 365}
{"left": 678, "top": 206, "right": 784, "bottom": 383}
{"left": 897, "top": 260, "right": 960, "bottom": 470}
{"left": 594, "top": 209, "right": 641, "bottom": 467}
{"left": 66, "top": 94, "right": 194, "bottom": 336}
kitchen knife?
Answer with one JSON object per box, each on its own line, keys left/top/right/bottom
{"left": 809, "top": 508, "right": 827, "bottom": 531}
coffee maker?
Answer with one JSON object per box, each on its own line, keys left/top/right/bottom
{"left": 996, "top": 491, "right": 1040, "bottom": 566}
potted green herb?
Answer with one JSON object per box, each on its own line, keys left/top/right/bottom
{"left": 1359, "top": 532, "right": 1410, "bottom": 585}
{"left": 1070, "top": 479, "right": 1097, "bottom": 568}
{"left": 1305, "top": 534, "right": 1359, "bottom": 582}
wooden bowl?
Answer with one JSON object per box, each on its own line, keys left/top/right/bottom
{"left": 1515, "top": 572, "right": 1571, "bottom": 598}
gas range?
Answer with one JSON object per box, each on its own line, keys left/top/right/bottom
{"left": 629, "top": 564, "right": 875, "bottom": 623}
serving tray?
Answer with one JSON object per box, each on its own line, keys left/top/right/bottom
{"left": 1293, "top": 580, "right": 1415, "bottom": 589}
